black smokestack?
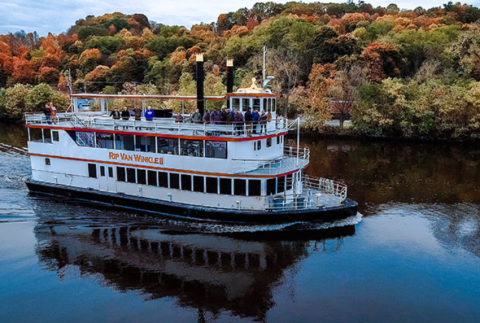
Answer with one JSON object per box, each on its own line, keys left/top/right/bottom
{"left": 227, "top": 59, "right": 234, "bottom": 93}
{"left": 196, "top": 54, "right": 205, "bottom": 115}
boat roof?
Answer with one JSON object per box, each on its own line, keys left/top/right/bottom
{"left": 70, "top": 92, "right": 280, "bottom": 101}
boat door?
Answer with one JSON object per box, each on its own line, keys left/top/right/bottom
{"left": 99, "top": 165, "right": 116, "bottom": 192}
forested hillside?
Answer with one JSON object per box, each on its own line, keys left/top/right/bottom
{"left": 1, "top": 2, "right": 480, "bottom": 139}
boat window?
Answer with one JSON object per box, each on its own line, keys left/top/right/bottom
{"left": 100, "top": 166, "right": 105, "bottom": 177}
{"left": 266, "top": 138, "right": 272, "bottom": 148}
{"left": 137, "top": 169, "right": 146, "bottom": 185}
{"left": 287, "top": 174, "right": 293, "bottom": 190}
{"left": 136, "top": 136, "right": 156, "bottom": 152}
{"left": 76, "top": 132, "right": 95, "bottom": 147}
{"left": 88, "top": 163, "right": 97, "bottom": 178}
{"left": 181, "top": 174, "right": 192, "bottom": 191}
{"left": 266, "top": 178, "right": 276, "bottom": 195}
{"left": 45, "top": 158, "right": 50, "bottom": 166}
{"left": 52, "top": 131, "right": 59, "bottom": 142}
{"left": 234, "top": 179, "right": 247, "bottom": 196}
{"left": 157, "top": 138, "right": 179, "bottom": 155}
{"left": 43, "top": 129, "right": 52, "bottom": 143}
{"left": 257, "top": 140, "right": 261, "bottom": 150}
{"left": 117, "top": 167, "right": 126, "bottom": 181}
{"left": 126, "top": 168, "right": 136, "bottom": 183}
{"left": 273, "top": 98, "right": 276, "bottom": 112}
{"left": 278, "top": 176, "right": 286, "bottom": 193}
{"left": 205, "top": 141, "right": 227, "bottom": 159}
{"left": 253, "top": 99, "right": 260, "bottom": 111}
{"left": 29, "top": 128, "right": 43, "bottom": 142}
{"left": 263, "top": 98, "right": 267, "bottom": 111}
{"left": 115, "top": 134, "right": 134, "bottom": 151}
{"left": 206, "top": 177, "right": 218, "bottom": 194}
{"left": 220, "top": 178, "right": 232, "bottom": 195}
{"left": 277, "top": 136, "right": 280, "bottom": 145}
{"left": 248, "top": 180, "right": 261, "bottom": 196}
{"left": 170, "top": 173, "right": 180, "bottom": 189}
{"left": 254, "top": 141, "right": 257, "bottom": 151}
{"left": 96, "top": 133, "right": 114, "bottom": 149}
{"left": 147, "top": 170, "right": 157, "bottom": 186}
{"left": 232, "top": 98, "right": 240, "bottom": 110}
{"left": 242, "top": 98, "right": 250, "bottom": 111}
{"left": 181, "top": 139, "right": 203, "bottom": 157}
{"left": 158, "top": 172, "right": 168, "bottom": 188}
{"left": 193, "top": 176, "right": 204, "bottom": 192}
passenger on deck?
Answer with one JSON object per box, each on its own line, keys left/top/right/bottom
{"left": 252, "top": 108, "right": 259, "bottom": 134}
{"left": 133, "top": 106, "right": 142, "bottom": 121}
{"left": 260, "top": 110, "right": 267, "bottom": 134}
{"left": 226, "top": 108, "right": 234, "bottom": 124}
{"left": 245, "top": 107, "right": 253, "bottom": 137}
{"left": 203, "top": 109, "right": 210, "bottom": 124}
{"left": 109, "top": 108, "right": 120, "bottom": 120}
{"left": 43, "top": 103, "right": 51, "bottom": 124}
{"left": 121, "top": 107, "right": 130, "bottom": 120}
{"left": 145, "top": 106, "right": 154, "bottom": 121}
{"left": 211, "top": 109, "right": 221, "bottom": 124}
{"left": 191, "top": 109, "right": 202, "bottom": 123}
{"left": 50, "top": 102, "right": 57, "bottom": 124}
{"left": 221, "top": 108, "right": 228, "bottom": 123}
{"left": 267, "top": 110, "right": 272, "bottom": 123}
{"left": 234, "top": 109, "right": 244, "bottom": 135}
{"left": 175, "top": 113, "right": 184, "bottom": 123}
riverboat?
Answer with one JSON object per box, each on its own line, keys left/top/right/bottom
{"left": 25, "top": 55, "right": 357, "bottom": 223}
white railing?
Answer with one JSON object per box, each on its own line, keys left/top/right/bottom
{"left": 25, "top": 113, "right": 289, "bottom": 138}
{"left": 303, "top": 175, "right": 348, "bottom": 202}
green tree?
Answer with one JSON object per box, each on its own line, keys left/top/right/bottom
{"left": 5, "top": 84, "right": 32, "bottom": 119}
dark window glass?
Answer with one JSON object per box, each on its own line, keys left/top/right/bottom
{"left": 88, "top": 163, "right": 97, "bottom": 178}
{"left": 277, "top": 136, "right": 280, "bottom": 145}
{"left": 158, "top": 172, "right": 168, "bottom": 188}
{"left": 29, "top": 128, "right": 43, "bottom": 142}
{"left": 220, "top": 178, "right": 232, "bottom": 195}
{"left": 266, "top": 178, "right": 276, "bottom": 195}
{"left": 253, "top": 98, "right": 260, "bottom": 110}
{"left": 157, "top": 138, "right": 178, "bottom": 155}
{"left": 127, "top": 168, "right": 136, "bottom": 183}
{"left": 45, "top": 158, "right": 50, "bottom": 166}
{"left": 108, "top": 167, "right": 113, "bottom": 178}
{"left": 181, "top": 174, "right": 192, "bottom": 191}
{"left": 76, "top": 132, "right": 95, "bottom": 147}
{"left": 115, "top": 134, "right": 134, "bottom": 150}
{"left": 52, "top": 131, "right": 59, "bottom": 142}
{"left": 234, "top": 179, "right": 247, "bottom": 196}
{"left": 137, "top": 169, "right": 146, "bottom": 185}
{"left": 136, "top": 136, "right": 156, "bottom": 152}
{"left": 206, "top": 177, "right": 218, "bottom": 194}
{"left": 205, "top": 141, "right": 227, "bottom": 159}
{"left": 249, "top": 180, "right": 261, "bottom": 196}
{"left": 96, "top": 133, "right": 114, "bottom": 149}
{"left": 278, "top": 176, "right": 286, "bottom": 193}
{"left": 267, "top": 138, "right": 272, "bottom": 147}
{"left": 117, "top": 167, "right": 125, "bottom": 181}
{"left": 181, "top": 139, "right": 203, "bottom": 157}
{"left": 193, "top": 176, "right": 204, "bottom": 192}
{"left": 257, "top": 140, "right": 261, "bottom": 150}
{"left": 287, "top": 174, "right": 293, "bottom": 190}
{"left": 100, "top": 166, "right": 105, "bottom": 177}
{"left": 170, "top": 173, "right": 179, "bottom": 189}
{"left": 148, "top": 170, "right": 157, "bottom": 186}
{"left": 43, "top": 129, "right": 52, "bottom": 143}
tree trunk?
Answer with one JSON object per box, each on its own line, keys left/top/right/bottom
{"left": 339, "top": 114, "right": 344, "bottom": 128}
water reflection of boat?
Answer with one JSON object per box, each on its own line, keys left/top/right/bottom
{"left": 35, "top": 223, "right": 355, "bottom": 320}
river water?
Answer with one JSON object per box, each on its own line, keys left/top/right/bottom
{"left": 0, "top": 122, "right": 479, "bottom": 322}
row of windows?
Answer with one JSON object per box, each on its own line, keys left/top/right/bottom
{"left": 87, "top": 163, "right": 294, "bottom": 196}
{"left": 75, "top": 132, "right": 228, "bottom": 159}
{"left": 231, "top": 98, "right": 276, "bottom": 113}
{"left": 254, "top": 136, "right": 283, "bottom": 151}
{"left": 29, "top": 128, "right": 59, "bottom": 143}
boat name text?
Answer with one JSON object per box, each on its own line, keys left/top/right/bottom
{"left": 109, "top": 152, "right": 164, "bottom": 165}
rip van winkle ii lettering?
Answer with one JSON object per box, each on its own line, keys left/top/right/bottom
{"left": 109, "top": 152, "right": 163, "bottom": 165}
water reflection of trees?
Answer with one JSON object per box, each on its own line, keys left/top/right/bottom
{"left": 305, "top": 139, "right": 480, "bottom": 213}
{"left": 35, "top": 223, "right": 355, "bottom": 321}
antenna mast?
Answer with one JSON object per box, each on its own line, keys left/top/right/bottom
{"left": 262, "top": 45, "right": 267, "bottom": 83}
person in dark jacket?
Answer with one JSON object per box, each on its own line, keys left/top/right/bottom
{"left": 252, "top": 108, "right": 259, "bottom": 134}
{"left": 203, "top": 109, "right": 210, "bottom": 124}
{"left": 43, "top": 103, "right": 51, "bottom": 124}
{"left": 234, "top": 109, "right": 244, "bottom": 135}
{"left": 191, "top": 109, "right": 202, "bottom": 123}
{"left": 133, "top": 106, "right": 142, "bottom": 121}
{"left": 244, "top": 108, "right": 253, "bottom": 136}
{"left": 109, "top": 108, "right": 120, "bottom": 119}
{"left": 121, "top": 107, "right": 130, "bottom": 120}
{"left": 175, "top": 113, "right": 184, "bottom": 123}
